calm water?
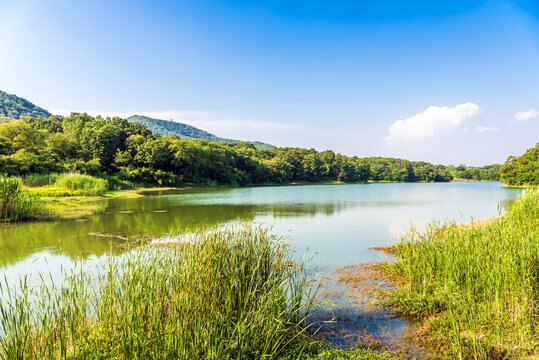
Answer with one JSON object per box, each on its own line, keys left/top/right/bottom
{"left": 0, "top": 182, "right": 522, "bottom": 285}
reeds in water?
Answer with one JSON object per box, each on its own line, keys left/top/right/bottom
{"left": 0, "top": 225, "right": 316, "bottom": 359}
{"left": 384, "top": 191, "right": 539, "bottom": 358}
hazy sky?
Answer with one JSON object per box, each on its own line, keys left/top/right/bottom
{"left": 1, "top": 0, "right": 538, "bottom": 166}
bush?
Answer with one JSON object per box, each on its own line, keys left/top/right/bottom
{"left": 0, "top": 177, "right": 42, "bottom": 221}
{"left": 54, "top": 173, "right": 109, "bottom": 196}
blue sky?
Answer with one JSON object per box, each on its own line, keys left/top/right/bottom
{"left": 1, "top": 0, "right": 538, "bottom": 166}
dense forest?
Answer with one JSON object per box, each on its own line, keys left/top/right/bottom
{"left": 445, "top": 164, "right": 501, "bottom": 181}
{"left": 0, "top": 90, "right": 51, "bottom": 121}
{"left": 500, "top": 142, "right": 539, "bottom": 186}
{"left": 127, "top": 115, "right": 274, "bottom": 150}
{"left": 0, "top": 113, "right": 457, "bottom": 186}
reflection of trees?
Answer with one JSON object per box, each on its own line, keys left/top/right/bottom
{"left": 0, "top": 220, "right": 125, "bottom": 267}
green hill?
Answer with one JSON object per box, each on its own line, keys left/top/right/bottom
{"left": 126, "top": 115, "right": 274, "bottom": 150}
{"left": 0, "top": 90, "right": 51, "bottom": 121}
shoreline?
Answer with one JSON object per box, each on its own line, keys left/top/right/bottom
{"left": 16, "top": 179, "right": 509, "bottom": 222}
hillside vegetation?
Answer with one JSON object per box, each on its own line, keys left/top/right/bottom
{"left": 127, "top": 115, "right": 274, "bottom": 150}
{"left": 500, "top": 142, "right": 539, "bottom": 186}
{"left": 0, "top": 90, "right": 51, "bottom": 121}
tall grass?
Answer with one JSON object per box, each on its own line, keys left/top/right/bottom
{"left": 21, "top": 173, "right": 59, "bottom": 187}
{"left": 384, "top": 191, "right": 539, "bottom": 358}
{"left": 0, "top": 177, "right": 42, "bottom": 222}
{"left": 0, "top": 225, "right": 316, "bottom": 359}
{"left": 53, "top": 173, "right": 109, "bottom": 196}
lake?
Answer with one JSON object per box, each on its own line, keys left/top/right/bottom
{"left": 0, "top": 181, "right": 522, "bottom": 286}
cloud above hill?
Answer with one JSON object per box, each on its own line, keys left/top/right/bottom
{"left": 387, "top": 103, "right": 480, "bottom": 141}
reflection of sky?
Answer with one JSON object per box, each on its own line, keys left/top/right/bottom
{"left": 0, "top": 182, "right": 522, "bottom": 281}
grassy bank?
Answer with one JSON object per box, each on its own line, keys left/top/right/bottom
{"left": 383, "top": 190, "right": 539, "bottom": 358}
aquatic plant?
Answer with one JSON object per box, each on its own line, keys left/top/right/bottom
{"left": 0, "top": 177, "right": 42, "bottom": 221}
{"left": 53, "top": 173, "right": 109, "bottom": 196}
{"left": 385, "top": 190, "right": 539, "bottom": 358}
{"left": 0, "top": 225, "right": 316, "bottom": 359}
{"left": 21, "top": 173, "right": 59, "bottom": 187}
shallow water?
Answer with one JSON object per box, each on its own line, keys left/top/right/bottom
{"left": 0, "top": 182, "right": 521, "bottom": 284}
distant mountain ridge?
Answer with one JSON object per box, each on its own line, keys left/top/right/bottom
{"left": 126, "top": 115, "right": 274, "bottom": 150}
{"left": 0, "top": 90, "right": 51, "bottom": 120}
{"left": 0, "top": 90, "right": 274, "bottom": 149}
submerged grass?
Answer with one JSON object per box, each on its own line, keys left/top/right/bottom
{"left": 0, "top": 177, "right": 42, "bottom": 222}
{"left": 0, "top": 225, "right": 320, "bottom": 359}
{"left": 383, "top": 190, "right": 539, "bottom": 359}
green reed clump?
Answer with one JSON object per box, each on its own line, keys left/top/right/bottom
{"left": 0, "top": 225, "right": 316, "bottom": 359}
{"left": 21, "top": 173, "right": 59, "bottom": 187}
{"left": 0, "top": 177, "right": 42, "bottom": 221}
{"left": 54, "top": 173, "right": 109, "bottom": 196}
{"left": 384, "top": 191, "right": 539, "bottom": 359}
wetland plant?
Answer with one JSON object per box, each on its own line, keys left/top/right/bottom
{"left": 0, "top": 225, "right": 316, "bottom": 359}
{"left": 385, "top": 190, "right": 539, "bottom": 358}
{"left": 0, "top": 177, "right": 42, "bottom": 221}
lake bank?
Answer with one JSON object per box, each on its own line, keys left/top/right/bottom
{"left": 372, "top": 190, "right": 538, "bottom": 358}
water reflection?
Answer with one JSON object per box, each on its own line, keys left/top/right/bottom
{"left": 0, "top": 182, "right": 522, "bottom": 270}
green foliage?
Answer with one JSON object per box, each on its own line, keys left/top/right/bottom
{"left": 445, "top": 163, "right": 501, "bottom": 181}
{"left": 0, "top": 113, "right": 454, "bottom": 186}
{"left": 365, "top": 157, "right": 451, "bottom": 182}
{"left": 127, "top": 115, "right": 274, "bottom": 149}
{"left": 21, "top": 173, "right": 59, "bottom": 187}
{"left": 384, "top": 191, "right": 539, "bottom": 358}
{"left": 53, "top": 173, "right": 109, "bottom": 196}
{"left": 500, "top": 142, "right": 539, "bottom": 186}
{"left": 0, "top": 90, "right": 51, "bottom": 119}
{"left": 0, "top": 177, "right": 42, "bottom": 221}
{"left": 283, "top": 345, "right": 397, "bottom": 359}
{"left": 0, "top": 226, "right": 315, "bottom": 359}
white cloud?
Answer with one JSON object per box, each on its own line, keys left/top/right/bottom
{"left": 386, "top": 103, "right": 480, "bottom": 141}
{"left": 476, "top": 126, "right": 499, "bottom": 133}
{"left": 514, "top": 109, "right": 538, "bottom": 121}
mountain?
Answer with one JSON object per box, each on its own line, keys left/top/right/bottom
{"left": 126, "top": 115, "right": 274, "bottom": 150}
{"left": 0, "top": 90, "right": 51, "bottom": 121}
{"left": 0, "top": 90, "right": 274, "bottom": 150}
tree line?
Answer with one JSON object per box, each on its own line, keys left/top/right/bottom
{"left": 0, "top": 113, "right": 502, "bottom": 186}
{"left": 500, "top": 142, "right": 539, "bottom": 186}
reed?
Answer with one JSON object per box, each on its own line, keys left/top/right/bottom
{"left": 0, "top": 177, "right": 42, "bottom": 221}
{"left": 21, "top": 173, "right": 59, "bottom": 187}
{"left": 384, "top": 190, "right": 539, "bottom": 358}
{"left": 53, "top": 173, "right": 109, "bottom": 196}
{"left": 0, "top": 225, "right": 317, "bottom": 359}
